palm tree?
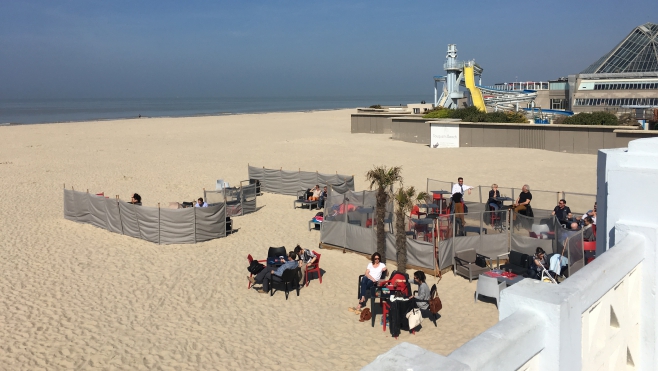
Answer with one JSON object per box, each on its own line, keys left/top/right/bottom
{"left": 394, "top": 186, "right": 428, "bottom": 274}
{"left": 366, "top": 166, "right": 402, "bottom": 262}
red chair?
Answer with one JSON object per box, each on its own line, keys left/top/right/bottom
{"left": 409, "top": 205, "right": 427, "bottom": 230}
{"left": 583, "top": 241, "right": 596, "bottom": 264}
{"left": 305, "top": 251, "right": 322, "bottom": 286}
{"left": 592, "top": 224, "right": 597, "bottom": 236}
{"left": 247, "top": 254, "right": 267, "bottom": 289}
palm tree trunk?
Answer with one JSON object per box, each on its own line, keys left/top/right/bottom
{"left": 376, "top": 186, "right": 387, "bottom": 262}
{"left": 395, "top": 208, "right": 407, "bottom": 274}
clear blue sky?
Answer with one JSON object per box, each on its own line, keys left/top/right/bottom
{"left": 1, "top": 0, "right": 656, "bottom": 99}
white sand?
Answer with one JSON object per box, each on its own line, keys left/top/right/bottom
{"left": 0, "top": 109, "right": 597, "bottom": 370}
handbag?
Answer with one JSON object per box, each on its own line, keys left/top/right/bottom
{"left": 429, "top": 296, "right": 442, "bottom": 314}
{"left": 359, "top": 308, "right": 372, "bottom": 322}
{"left": 406, "top": 308, "right": 423, "bottom": 329}
{"left": 475, "top": 255, "right": 487, "bottom": 268}
{"left": 247, "top": 260, "right": 265, "bottom": 274}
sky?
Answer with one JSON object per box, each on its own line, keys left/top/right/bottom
{"left": 1, "top": 0, "right": 657, "bottom": 99}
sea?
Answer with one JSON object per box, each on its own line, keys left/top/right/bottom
{"left": 0, "top": 95, "right": 430, "bottom": 125}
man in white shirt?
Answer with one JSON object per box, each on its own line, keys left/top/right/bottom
{"left": 451, "top": 177, "right": 473, "bottom": 196}
{"left": 195, "top": 197, "right": 208, "bottom": 207}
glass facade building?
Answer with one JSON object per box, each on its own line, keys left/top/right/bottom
{"left": 581, "top": 23, "right": 658, "bottom": 74}
{"left": 569, "top": 23, "right": 658, "bottom": 112}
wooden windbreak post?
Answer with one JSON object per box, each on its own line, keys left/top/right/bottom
{"left": 158, "top": 203, "right": 161, "bottom": 245}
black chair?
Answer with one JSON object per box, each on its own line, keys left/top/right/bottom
{"left": 270, "top": 267, "right": 301, "bottom": 299}
{"left": 500, "top": 250, "right": 530, "bottom": 275}
{"left": 518, "top": 204, "right": 534, "bottom": 218}
{"left": 413, "top": 284, "right": 440, "bottom": 327}
{"left": 268, "top": 246, "right": 286, "bottom": 259}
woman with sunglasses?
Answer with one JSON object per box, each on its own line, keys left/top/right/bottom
{"left": 349, "top": 252, "right": 387, "bottom": 314}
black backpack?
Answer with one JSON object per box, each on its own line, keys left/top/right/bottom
{"left": 247, "top": 260, "right": 265, "bottom": 274}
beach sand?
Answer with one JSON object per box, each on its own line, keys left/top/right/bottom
{"left": 0, "top": 109, "right": 597, "bottom": 370}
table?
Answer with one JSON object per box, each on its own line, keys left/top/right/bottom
{"left": 431, "top": 191, "right": 451, "bottom": 213}
{"left": 484, "top": 270, "right": 525, "bottom": 286}
{"left": 418, "top": 203, "right": 439, "bottom": 214}
{"left": 308, "top": 219, "right": 322, "bottom": 231}
{"left": 294, "top": 199, "right": 318, "bottom": 210}
{"left": 410, "top": 218, "right": 434, "bottom": 241}
{"left": 356, "top": 207, "right": 374, "bottom": 223}
{"left": 494, "top": 196, "right": 514, "bottom": 205}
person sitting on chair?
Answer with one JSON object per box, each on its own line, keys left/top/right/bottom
{"left": 583, "top": 217, "right": 596, "bottom": 241}
{"left": 412, "top": 271, "right": 430, "bottom": 315}
{"left": 513, "top": 184, "right": 532, "bottom": 220}
{"left": 195, "top": 197, "right": 208, "bottom": 207}
{"left": 528, "top": 247, "right": 549, "bottom": 279}
{"left": 318, "top": 186, "right": 328, "bottom": 208}
{"left": 294, "top": 245, "right": 317, "bottom": 284}
{"left": 308, "top": 185, "right": 322, "bottom": 201}
{"left": 552, "top": 199, "right": 571, "bottom": 227}
{"left": 130, "top": 193, "right": 142, "bottom": 206}
{"left": 581, "top": 202, "right": 597, "bottom": 225}
{"left": 350, "top": 252, "right": 387, "bottom": 314}
{"left": 249, "top": 251, "right": 301, "bottom": 293}
{"left": 487, "top": 184, "right": 501, "bottom": 211}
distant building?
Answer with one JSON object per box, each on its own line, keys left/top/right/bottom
{"left": 569, "top": 22, "right": 658, "bottom": 114}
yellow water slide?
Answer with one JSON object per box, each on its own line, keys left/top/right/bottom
{"left": 464, "top": 65, "right": 486, "bottom": 112}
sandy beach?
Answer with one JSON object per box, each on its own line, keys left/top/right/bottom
{"left": 0, "top": 109, "right": 597, "bottom": 370}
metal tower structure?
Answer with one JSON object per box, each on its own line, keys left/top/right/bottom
{"left": 433, "top": 44, "right": 538, "bottom": 112}
{"left": 434, "top": 44, "right": 482, "bottom": 109}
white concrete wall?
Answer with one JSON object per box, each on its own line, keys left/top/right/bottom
{"left": 362, "top": 137, "right": 658, "bottom": 371}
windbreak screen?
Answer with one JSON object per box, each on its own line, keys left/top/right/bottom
{"left": 248, "top": 166, "right": 355, "bottom": 195}
{"left": 160, "top": 208, "right": 195, "bottom": 244}
{"left": 557, "top": 227, "right": 584, "bottom": 275}
{"left": 223, "top": 187, "right": 241, "bottom": 204}
{"left": 346, "top": 223, "right": 375, "bottom": 255}
{"left": 436, "top": 214, "right": 455, "bottom": 270}
{"left": 118, "top": 202, "right": 141, "bottom": 239}
{"left": 242, "top": 183, "right": 257, "bottom": 214}
{"left": 195, "top": 203, "right": 226, "bottom": 242}
{"left": 281, "top": 170, "right": 303, "bottom": 195}
{"left": 324, "top": 188, "right": 348, "bottom": 223}
{"left": 63, "top": 189, "right": 92, "bottom": 224}
{"left": 64, "top": 189, "right": 228, "bottom": 244}
{"left": 104, "top": 197, "right": 123, "bottom": 234}
{"left": 248, "top": 166, "right": 264, "bottom": 182}
{"left": 135, "top": 206, "right": 160, "bottom": 243}
{"left": 87, "top": 193, "right": 109, "bottom": 230}
{"left": 204, "top": 190, "right": 224, "bottom": 205}
{"left": 320, "top": 221, "right": 346, "bottom": 247}
{"left": 383, "top": 234, "right": 435, "bottom": 270}
{"left": 263, "top": 168, "right": 281, "bottom": 193}
{"left": 511, "top": 213, "right": 555, "bottom": 255}
{"left": 480, "top": 210, "right": 510, "bottom": 259}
